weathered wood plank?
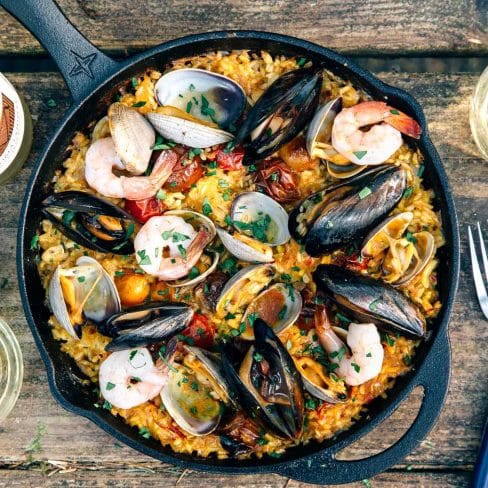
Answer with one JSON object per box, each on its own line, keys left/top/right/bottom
{"left": 0, "top": 467, "right": 473, "bottom": 488}
{"left": 0, "top": 0, "right": 486, "bottom": 57}
{"left": 0, "top": 72, "right": 486, "bottom": 488}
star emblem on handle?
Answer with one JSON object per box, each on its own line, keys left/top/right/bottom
{"left": 69, "top": 51, "right": 97, "bottom": 79}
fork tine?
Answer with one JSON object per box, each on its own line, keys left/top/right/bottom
{"left": 468, "top": 225, "right": 488, "bottom": 320}
{"left": 477, "top": 222, "right": 488, "bottom": 284}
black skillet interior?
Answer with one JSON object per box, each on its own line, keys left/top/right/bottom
{"left": 3, "top": 0, "right": 460, "bottom": 484}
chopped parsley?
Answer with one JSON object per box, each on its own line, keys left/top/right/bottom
{"left": 286, "top": 339, "right": 292, "bottom": 350}
{"left": 106, "top": 382, "right": 116, "bottom": 391}
{"left": 77, "top": 276, "right": 85, "bottom": 283}
{"left": 403, "top": 186, "right": 414, "bottom": 199}
{"left": 177, "top": 244, "right": 187, "bottom": 259}
{"left": 406, "top": 231, "right": 417, "bottom": 243}
{"left": 156, "top": 189, "right": 166, "bottom": 200}
{"left": 369, "top": 298, "right": 381, "bottom": 311}
{"left": 351, "top": 363, "right": 360, "bottom": 373}
{"left": 188, "top": 266, "right": 200, "bottom": 280}
{"left": 132, "top": 101, "right": 146, "bottom": 108}
{"left": 126, "top": 222, "right": 135, "bottom": 239}
{"left": 390, "top": 109, "right": 400, "bottom": 115}
{"left": 297, "top": 57, "right": 307, "bottom": 67}
{"left": 137, "top": 249, "right": 151, "bottom": 265}
{"left": 62, "top": 210, "right": 76, "bottom": 226}
{"left": 358, "top": 186, "right": 372, "bottom": 199}
{"left": 139, "top": 427, "right": 151, "bottom": 439}
{"left": 353, "top": 150, "right": 368, "bottom": 160}
{"left": 131, "top": 77, "right": 138, "bottom": 88}
{"left": 30, "top": 234, "right": 40, "bottom": 250}
{"left": 246, "top": 312, "right": 259, "bottom": 327}
{"left": 233, "top": 212, "right": 271, "bottom": 242}
{"left": 202, "top": 198, "right": 213, "bottom": 216}
{"left": 278, "top": 305, "right": 288, "bottom": 321}
{"left": 186, "top": 101, "right": 192, "bottom": 113}
{"left": 404, "top": 353, "right": 412, "bottom": 365}
{"left": 417, "top": 165, "right": 425, "bottom": 177}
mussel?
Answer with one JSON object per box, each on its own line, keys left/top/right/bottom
{"left": 234, "top": 67, "right": 322, "bottom": 163}
{"left": 42, "top": 191, "right": 135, "bottom": 254}
{"left": 49, "top": 256, "right": 121, "bottom": 338}
{"left": 100, "top": 302, "right": 193, "bottom": 351}
{"left": 220, "top": 319, "right": 304, "bottom": 439}
{"left": 313, "top": 264, "right": 426, "bottom": 337}
{"left": 288, "top": 165, "right": 406, "bottom": 256}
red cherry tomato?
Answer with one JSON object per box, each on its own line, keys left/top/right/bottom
{"left": 213, "top": 144, "right": 245, "bottom": 171}
{"left": 181, "top": 313, "right": 215, "bottom": 348}
{"left": 164, "top": 156, "right": 204, "bottom": 192}
{"left": 125, "top": 196, "right": 166, "bottom": 224}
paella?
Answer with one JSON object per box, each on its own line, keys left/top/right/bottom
{"left": 33, "top": 50, "right": 444, "bottom": 460}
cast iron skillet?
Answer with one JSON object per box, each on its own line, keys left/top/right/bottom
{"left": 3, "top": 0, "right": 460, "bottom": 484}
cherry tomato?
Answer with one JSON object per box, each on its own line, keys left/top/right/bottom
{"left": 254, "top": 158, "right": 299, "bottom": 203}
{"left": 212, "top": 144, "right": 245, "bottom": 171}
{"left": 125, "top": 196, "right": 166, "bottom": 223}
{"left": 164, "top": 156, "right": 204, "bottom": 191}
{"left": 181, "top": 313, "right": 215, "bottom": 348}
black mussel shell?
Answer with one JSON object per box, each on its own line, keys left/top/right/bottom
{"left": 288, "top": 165, "right": 406, "bottom": 256}
{"left": 101, "top": 302, "right": 194, "bottom": 351}
{"left": 313, "top": 265, "right": 426, "bottom": 337}
{"left": 220, "top": 319, "right": 304, "bottom": 439}
{"left": 219, "top": 435, "right": 253, "bottom": 458}
{"left": 235, "top": 67, "right": 322, "bottom": 163}
{"left": 41, "top": 191, "right": 134, "bottom": 254}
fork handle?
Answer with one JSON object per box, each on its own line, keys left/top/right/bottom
{"left": 472, "top": 418, "right": 488, "bottom": 488}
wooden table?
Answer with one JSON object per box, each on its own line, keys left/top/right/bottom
{"left": 0, "top": 1, "right": 487, "bottom": 486}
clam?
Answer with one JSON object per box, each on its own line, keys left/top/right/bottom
{"left": 306, "top": 97, "right": 342, "bottom": 158}
{"left": 220, "top": 319, "right": 305, "bottom": 439}
{"left": 100, "top": 302, "right": 193, "bottom": 351}
{"left": 154, "top": 68, "right": 246, "bottom": 129}
{"left": 215, "top": 264, "right": 276, "bottom": 318}
{"left": 161, "top": 363, "right": 223, "bottom": 436}
{"left": 288, "top": 166, "right": 406, "bottom": 256}
{"left": 230, "top": 192, "right": 291, "bottom": 246}
{"left": 294, "top": 356, "right": 346, "bottom": 404}
{"left": 183, "top": 345, "right": 235, "bottom": 407}
{"left": 313, "top": 264, "right": 426, "bottom": 337}
{"left": 240, "top": 283, "right": 302, "bottom": 339}
{"left": 216, "top": 227, "right": 274, "bottom": 263}
{"left": 108, "top": 102, "right": 155, "bottom": 174}
{"left": 234, "top": 67, "right": 322, "bottom": 163}
{"left": 41, "top": 191, "right": 135, "bottom": 254}
{"left": 361, "top": 212, "right": 413, "bottom": 257}
{"left": 148, "top": 108, "right": 233, "bottom": 148}
{"left": 388, "top": 231, "right": 435, "bottom": 286}
{"left": 163, "top": 209, "right": 219, "bottom": 287}
{"left": 49, "top": 256, "right": 121, "bottom": 339}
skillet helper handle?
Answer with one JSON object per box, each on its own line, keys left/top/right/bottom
{"left": 275, "top": 332, "right": 451, "bottom": 485}
{"left": 0, "top": 0, "right": 120, "bottom": 102}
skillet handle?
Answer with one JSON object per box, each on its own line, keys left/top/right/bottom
{"left": 0, "top": 0, "right": 120, "bottom": 102}
{"left": 275, "top": 331, "right": 451, "bottom": 485}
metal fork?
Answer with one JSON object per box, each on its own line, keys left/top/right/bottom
{"left": 468, "top": 222, "right": 488, "bottom": 320}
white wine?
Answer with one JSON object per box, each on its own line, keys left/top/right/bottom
{"left": 470, "top": 66, "right": 488, "bottom": 161}
{"left": 0, "top": 73, "right": 33, "bottom": 184}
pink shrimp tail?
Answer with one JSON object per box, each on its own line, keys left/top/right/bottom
{"left": 384, "top": 106, "right": 421, "bottom": 139}
{"left": 150, "top": 150, "right": 178, "bottom": 185}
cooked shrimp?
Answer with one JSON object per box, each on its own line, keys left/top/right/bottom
{"left": 331, "top": 101, "right": 421, "bottom": 166}
{"left": 84, "top": 138, "right": 177, "bottom": 200}
{"left": 99, "top": 347, "right": 168, "bottom": 409}
{"left": 314, "top": 305, "right": 384, "bottom": 386}
{"left": 134, "top": 215, "right": 211, "bottom": 280}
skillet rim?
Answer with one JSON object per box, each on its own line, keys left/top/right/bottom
{"left": 16, "top": 29, "right": 460, "bottom": 478}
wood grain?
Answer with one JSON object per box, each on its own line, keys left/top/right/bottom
{"left": 0, "top": 71, "right": 486, "bottom": 487}
{"left": 0, "top": 0, "right": 486, "bottom": 57}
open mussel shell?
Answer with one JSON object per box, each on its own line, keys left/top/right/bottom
{"left": 162, "top": 209, "right": 219, "bottom": 287}
{"left": 101, "top": 302, "right": 193, "bottom": 351}
{"left": 306, "top": 97, "right": 342, "bottom": 158}
{"left": 234, "top": 67, "right": 322, "bottom": 162}
{"left": 161, "top": 363, "right": 223, "bottom": 436}
{"left": 49, "top": 256, "right": 121, "bottom": 339}
{"left": 215, "top": 264, "right": 276, "bottom": 318}
{"left": 154, "top": 68, "right": 246, "bottom": 129}
{"left": 240, "top": 283, "right": 302, "bottom": 340}
{"left": 220, "top": 319, "right": 304, "bottom": 439}
{"left": 288, "top": 165, "right": 406, "bottom": 256}
{"left": 313, "top": 264, "right": 426, "bottom": 337}
{"left": 295, "top": 356, "right": 346, "bottom": 404}
{"left": 41, "top": 191, "right": 134, "bottom": 255}
{"left": 183, "top": 345, "right": 236, "bottom": 407}
{"left": 108, "top": 102, "right": 155, "bottom": 174}
{"left": 393, "top": 231, "right": 435, "bottom": 286}
{"left": 216, "top": 227, "right": 274, "bottom": 263}
{"left": 231, "top": 192, "right": 291, "bottom": 246}
{"left": 361, "top": 211, "right": 413, "bottom": 257}
{"left": 147, "top": 109, "right": 233, "bottom": 148}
